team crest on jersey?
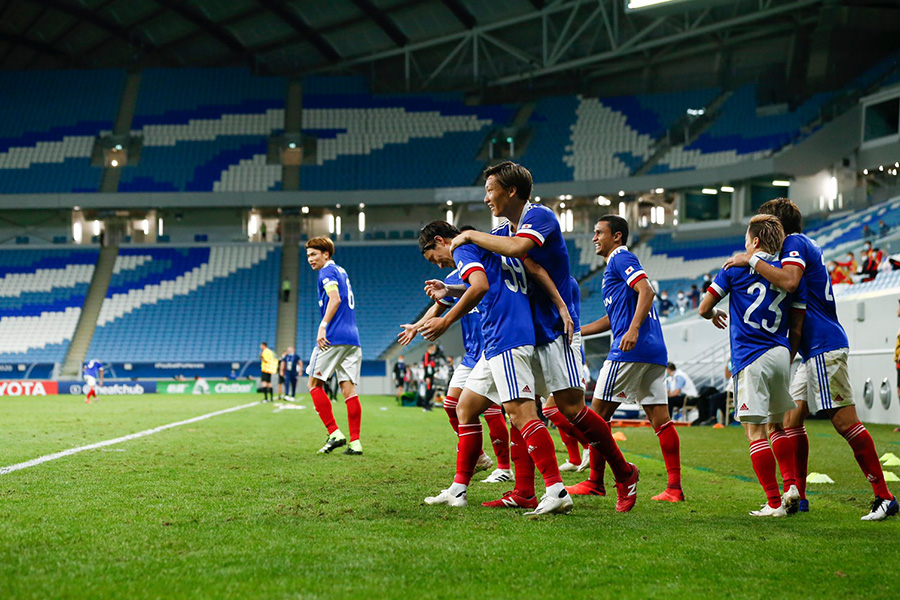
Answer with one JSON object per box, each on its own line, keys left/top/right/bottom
{"left": 625, "top": 266, "right": 634, "bottom": 275}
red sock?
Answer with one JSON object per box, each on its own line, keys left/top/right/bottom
{"left": 454, "top": 423, "right": 483, "bottom": 485}
{"left": 482, "top": 407, "right": 510, "bottom": 470}
{"left": 785, "top": 425, "right": 809, "bottom": 499}
{"left": 509, "top": 424, "right": 536, "bottom": 497}
{"left": 311, "top": 386, "right": 338, "bottom": 435}
{"left": 345, "top": 395, "right": 361, "bottom": 442}
{"left": 443, "top": 396, "right": 460, "bottom": 434}
{"left": 571, "top": 407, "right": 631, "bottom": 481}
{"left": 769, "top": 430, "right": 796, "bottom": 492}
{"left": 843, "top": 423, "right": 892, "bottom": 499}
{"left": 749, "top": 439, "right": 782, "bottom": 508}
{"left": 543, "top": 406, "right": 583, "bottom": 464}
{"left": 86, "top": 389, "right": 95, "bottom": 400}
{"left": 520, "top": 420, "right": 563, "bottom": 487}
{"left": 655, "top": 421, "right": 682, "bottom": 490}
{"left": 588, "top": 445, "right": 607, "bottom": 486}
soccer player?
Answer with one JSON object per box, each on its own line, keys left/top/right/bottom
{"left": 451, "top": 161, "right": 639, "bottom": 512}
{"left": 398, "top": 261, "right": 512, "bottom": 485}
{"left": 82, "top": 358, "right": 103, "bottom": 404}
{"left": 306, "top": 236, "right": 363, "bottom": 456}
{"left": 259, "top": 342, "right": 278, "bottom": 402}
{"left": 418, "top": 220, "right": 572, "bottom": 515}
{"left": 570, "top": 215, "right": 684, "bottom": 503}
{"left": 725, "top": 198, "right": 898, "bottom": 520}
{"left": 700, "top": 215, "right": 804, "bottom": 516}
{"left": 282, "top": 346, "right": 301, "bottom": 402}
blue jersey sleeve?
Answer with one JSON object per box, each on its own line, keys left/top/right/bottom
{"left": 439, "top": 271, "right": 459, "bottom": 308}
{"left": 709, "top": 267, "right": 731, "bottom": 299}
{"left": 781, "top": 236, "right": 807, "bottom": 271}
{"left": 319, "top": 265, "right": 340, "bottom": 289}
{"left": 452, "top": 245, "right": 486, "bottom": 282}
{"left": 614, "top": 252, "right": 649, "bottom": 289}
{"left": 792, "top": 274, "right": 808, "bottom": 311}
{"left": 517, "top": 206, "right": 559, "bottom": 248}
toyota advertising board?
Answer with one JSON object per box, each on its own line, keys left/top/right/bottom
{"left": 0, "top": 380, "right": 57, "bottom": 396}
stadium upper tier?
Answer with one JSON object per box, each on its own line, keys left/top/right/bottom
{"left": 120, "top": 68, "right": 286, "bottom": 193}
{"left": 299, "top": 77, "right": 516, "bottom": 190}
{"left": 0, "top": 70, "right": 124, "bottom": 194}
{"left": 0, "top": 248, "right": 99, "bottom": 363}
{"left": 1, "top": 64, "right": 898, "bottom": 193}
{"left": 87, "top": 244, "right": 280, "bottom": 362}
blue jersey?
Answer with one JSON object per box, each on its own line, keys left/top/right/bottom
{"left": 452, "top": 243, "right": 535, "bottom": 360}
{"left": 282, "top": 353, "right": 301, "bottom": 377}
{"left": 439, "top": 269, "right": 485, "bottom": 368}
{"left": 710, "top": 255, "right": 807, "bottom": 375}
{"left": 602, "top": 246, "right": 667, "bottom": 366}
{"left": 503, "top": 203, "right": 581, "bottom": 346}
{"left": 84, "top": 359, "right": 102, "bottom": 378}
{"left": 780, "top": 233, "right": 849, "bottom": 360}
{"left": 317, "top": 261, "right": 360, "bottom": 347}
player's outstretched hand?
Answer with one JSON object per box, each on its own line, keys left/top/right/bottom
{"left": 711, "top": 309, "right": 728, "bottom": 329}
{"left": 449, "top": 231, "right": 472, "bottom": 252}
{"left": 419, "top": 317, "right": 449, "bottom": 341}
{"left": 397, "top": 323, "right": 417, "bottom": 345}
{"left": 424, "top": 279, "right": 448, "bottom": 300}
{"left": 723, "top": 252, "right": 751, "bottom": 269}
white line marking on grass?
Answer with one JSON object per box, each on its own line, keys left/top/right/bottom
{"left": 0, "top": 401, "right": 260, "bottom": 476}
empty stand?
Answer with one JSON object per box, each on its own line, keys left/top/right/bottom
{"left": 0, "top": 247, "right": 99, "bottom": 363}
{"left": 87, "top": 244, "right": 280, "bottom": 362}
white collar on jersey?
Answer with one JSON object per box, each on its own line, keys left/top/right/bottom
{"left": 324, "top": 259, "right": 336, "bottom": 267}
{"left": 607, "top": 245, "right": 629, "bottom": 260}
{"left": 509, "top": 201, "right": 535, "bottom": 235}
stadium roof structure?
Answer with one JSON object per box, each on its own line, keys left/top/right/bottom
{"left": 0, "top": 0, "right": 836, "bottom": 92}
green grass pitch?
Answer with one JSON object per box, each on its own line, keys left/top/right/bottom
{"left": 1, "top": 393, "right": 898, "bottom": 599}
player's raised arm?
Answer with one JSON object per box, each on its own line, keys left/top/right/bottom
{"left": 724, "top": 252, "right": 802, "bottom": 293}
{"left": 420, "top": 270, "right": 487, "bottom": 341}
{"left": 522, "top": 256, "right": 574, "bottom": 343}
{"left": 450, "top": 229, "right": 534, "bottom": 259}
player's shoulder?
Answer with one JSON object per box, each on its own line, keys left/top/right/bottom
{"left": 490, "top": 219, "right": 511, "bottom": 236}
{"left": 521, "top": 202, "right": 556, "bottom": 223}
{"left": 444, "top": 268, "right": 461, "bottom": 284}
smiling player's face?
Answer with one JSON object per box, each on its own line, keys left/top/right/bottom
{"left": 484, "top": 175, "right": 513, "bottom": 218}
{"left": 592, "top": 220, "right": 618, "bottom": 258}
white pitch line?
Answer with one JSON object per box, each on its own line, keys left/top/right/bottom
{"left": 0, "top": 401, "right": 260, "bottom": 476}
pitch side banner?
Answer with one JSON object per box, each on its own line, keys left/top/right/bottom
{"left": 158, "top": 380, "right": 257, "bottom": 395}
{"left": 0, "top": 380, "right": 58, "bottom": 396}
{"left": 58, "top": 381, "right": 157, "bottom": 396}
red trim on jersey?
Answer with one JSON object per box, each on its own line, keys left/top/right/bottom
{"left": 781, "top": 259, "right": 806, "bottom": 271}
{"left": 707, "top": 286, "right": 722, "bottom": 301}
{"left": 461, "top": 266, "right": 486, "bottom": 281}
{"left": 628, "top": 273, "right": 648, "bottom": 288}
{"left": 516, "top": 230, "right": 544, "bottom": 247}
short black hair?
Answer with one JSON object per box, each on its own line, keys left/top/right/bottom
{"left": 667, "top": 362, "right": 676, "bottom": 371}
{"left": 459, "top": 224, "right": 476, "bottom": 232}
{"left": 418, "top": 220, "right": 460, "bottom": 254}
{"left": 598, "top": 215, "right": 629, "bottom": 246}
{"left": 261, "top": 342, "right": 268, "bottom": 347}
{"left": 758, "top": 198, "right": 802, "bottom": 235}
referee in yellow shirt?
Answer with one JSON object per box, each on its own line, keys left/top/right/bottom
{"left": 260, "top": 342, "right": 279, "bottom": 402}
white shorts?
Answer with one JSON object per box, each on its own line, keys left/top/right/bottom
{"left": 533, "top": 331, "right": 585, "bottom": 398}
{"left": 465, "top": 346, "right": 535, "bottom": 405}
{"left": 791, "top": 348, "right": 854, "bottom": 414}
{"left": 596, "top": 360, "right": 667, "bottom": 406}
{"left": 84, "top": 376, "right": 97, "bottom": 388}
{"left": 448, "top": 364, "right": 473, "bottom": 391}
{"left": 733, "top": 346, "right": 794, "bottom": 424}
{"left": 307, "top": 345, "right": 362, "bottom": 385}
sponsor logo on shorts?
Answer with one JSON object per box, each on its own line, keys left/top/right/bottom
{"left": 316, "top": 371, "right": 322, "bottom": 376}
{"left": 616, "top": 392, "right": 627, "bottom": 399}
{"left": 835, "top": 394, "right": 843, "bottom": 403}
{"left": 523, "top": 385, "right": 531, "bottom": 393}
{"left": 739, "top": 403, "right": 749, "bottom": 411}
